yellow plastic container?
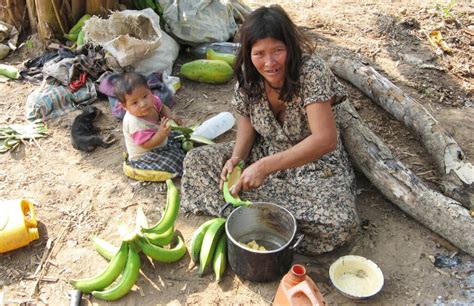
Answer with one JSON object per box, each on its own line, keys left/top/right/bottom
{"left": 0, "top": 199, "right": 39, "bottom": 253}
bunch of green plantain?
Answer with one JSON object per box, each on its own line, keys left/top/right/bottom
{"left": 190, "top": 217, "right": 228, "bottom": 282}
{"left": 167, "top": 119, "right": 215, "bottom": 152}
{"left": 70, "top": 179, "right": 186, "bottom": 301}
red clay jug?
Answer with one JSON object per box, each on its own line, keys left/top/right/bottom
{"left": 273, "top": 264, "right": 326, "bottom": 306}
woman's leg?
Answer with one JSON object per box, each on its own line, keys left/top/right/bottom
{"left": 181, "top": 142, "right": 234, "bottom": 216}
{"left": 241, "top": 140, "right": 359, "bottom": 256}
{"left": 245, "top": 175, "right": 359, "bottom": 256}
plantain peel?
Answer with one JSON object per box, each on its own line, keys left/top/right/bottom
{"left": 223, "top": 161, "right": 252, "bottom": 207}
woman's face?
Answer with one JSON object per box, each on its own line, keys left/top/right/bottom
{"left": 250, "top": 37, "right": 287, "bottom": 89}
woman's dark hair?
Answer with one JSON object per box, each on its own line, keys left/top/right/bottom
{"left": 234, "top": 4, "right": 314, "bottom": 102}
{"left": 114, "top": 72, "right": 149, "bottom": 104}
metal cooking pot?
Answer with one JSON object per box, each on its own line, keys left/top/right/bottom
{"left": 220, "top": 202, "right": 304, "bottom": 282}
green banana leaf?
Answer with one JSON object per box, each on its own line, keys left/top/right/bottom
{"left": 0, "top": 121, "right": 48, "bottom": 153}
{"left": 0, "top": 138, "right": 20, "bottom": 153}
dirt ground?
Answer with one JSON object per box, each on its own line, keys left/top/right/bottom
{"left": 1, "top": 0, "right": 473, "bottom": 305}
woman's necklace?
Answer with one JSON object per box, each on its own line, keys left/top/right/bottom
{"left": 265, "top": 81, "right": 286, "bottom": 125}
{"left": 265, "top": 81, "right": 282, "bottom": 93}
{"left": 265, "top": 82, "right": 285, "bottom": 107}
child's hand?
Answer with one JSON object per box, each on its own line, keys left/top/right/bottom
{"left": 139, "top": 117, "right": 171, "bottom": 149}
{"left": 159, "top": 117, "right": 171, "bottom": 136}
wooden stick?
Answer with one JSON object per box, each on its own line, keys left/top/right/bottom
{"left": 33, "top": 238, "right": 54, "bottom": 276}
{"left": 29, "top": 204, "right": 90, "bottom": 298}
{"left": 24, "top": 275, "right": 59, "bottom": 282}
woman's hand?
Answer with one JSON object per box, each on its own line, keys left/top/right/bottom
{"left": 230, "top": 160, "right": 268, "bottom": 195}
{"left": 219, "top": 156, "right": 241, "bottom": 189}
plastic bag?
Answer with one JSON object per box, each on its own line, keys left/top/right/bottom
{"left": 84, "top": 9, "right": 179, "bottom": 75}
{"left": 131, "top": 10, "right": 180, "bottom": 76}
{"left": 158, "top": 0, "right": 237, "bottom": 46}
{"left": 82, "top": 9, "right": 162, "bottom": 66}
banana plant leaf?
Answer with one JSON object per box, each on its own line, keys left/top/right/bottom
{"left": 0, "top": 121, "right": 48, "bottom": 153}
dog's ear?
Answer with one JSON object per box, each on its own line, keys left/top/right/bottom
{"left": 83, "top": 106, "right": 97, "bottom": 117}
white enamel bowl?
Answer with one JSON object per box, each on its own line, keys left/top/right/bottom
{"left": 329, "top": 255, "right": 384, "bottom": 299}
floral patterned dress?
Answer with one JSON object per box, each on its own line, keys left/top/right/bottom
{"left": 181, "top": 53, "right": 359, "bottom": 255}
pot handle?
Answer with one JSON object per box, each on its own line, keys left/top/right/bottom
{"left": 219, "top": 202, "right": 234, "bottom": 218}
{"left": 289, "top": 234, "right": 304, "bottom": 250}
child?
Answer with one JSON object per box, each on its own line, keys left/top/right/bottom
{"left": 114, "top": 72, "right": 186, "bottom": 175}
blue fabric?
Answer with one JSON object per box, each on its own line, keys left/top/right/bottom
{"left": 26, "top": 79, "right": 97, "bottom": 122}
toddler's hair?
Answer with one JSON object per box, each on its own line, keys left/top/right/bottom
{"left": 114, "top": 72, "right": 148, "bottom": 104}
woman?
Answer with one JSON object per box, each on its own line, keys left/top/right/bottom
{"left": 181, "top": 5, "right": 359, "bottom": 255}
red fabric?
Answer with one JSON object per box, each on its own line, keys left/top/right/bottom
{"left": 69, "top": 72, "right": 88, "bottom": 92}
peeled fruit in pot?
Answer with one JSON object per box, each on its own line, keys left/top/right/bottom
{"left": 240, "top": 240, "right": 266, "bottom": 251}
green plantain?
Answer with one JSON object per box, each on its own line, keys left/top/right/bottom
{"left": 141, "top": 179, "right": 180, "bottom": 234}
{"left": 223, "top": 161, "right": 252, "bottom": 207}
{"left": 136, "top": 235, "right": 186, "bottom": 263}
{"left": 190, "top": 218, "right": 223, "bottom": 263}
{"left": 213, "top": 234, "right": 227, "bottom": 282}
{"left": 199, "top": 218, "right": 226, "bottom": 275}
{"left": 91, "top": 236, "right": 118, "bottom": 261}
{"left": 70, "top": 241, "right": 128, "bottom": 293}
{"left": 143, "top": 225, "right": 175, "bottom": 246}
{"left": 92, "top": 243, "right": 141, "bottom": 301}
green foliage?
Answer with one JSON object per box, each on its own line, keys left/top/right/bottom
{"left": 434, "top": 0, "right": 457, "bottom": 19}
{"left": 25, "top": 40, "right": 33, "bottom": 50}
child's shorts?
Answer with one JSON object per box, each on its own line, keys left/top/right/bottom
{"left": 129, "top": 131, "right": 186, "bottom": 175}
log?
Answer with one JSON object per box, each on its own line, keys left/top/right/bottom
{"left": 329, "top": 56, "right": 474, "bottom": 209}
{"left": 337, "top": 100, "right": 474, "bottom": 256}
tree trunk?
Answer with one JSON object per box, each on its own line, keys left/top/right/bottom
{"left": 86, "top": 0, "right": 119, "bottom": 17}
{"left": 0, "top": 0, "right": 27, "bottom": 33}
{"left": 70, "top": 0, "right": 85, "bottom": 25}
{"left": 337, "top": 100, "right": 474, "bottom": 256}
{"left": 34, "top": 0, "right": 61, "bottom": 41}
{"left": 26, "top": 0, "right": 38, "bottom": 33}
{"left": 329, "top": 56, "right": 474, "bottom": 209}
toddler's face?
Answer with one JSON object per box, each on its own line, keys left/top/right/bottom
{"left": 123, "top": 86, "right": 154, "bottom": 118}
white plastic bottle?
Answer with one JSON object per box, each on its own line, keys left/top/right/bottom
{"left": 192, "top": 112, "right": 235, "bottom": 140}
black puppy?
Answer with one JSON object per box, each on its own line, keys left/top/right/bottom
{"left": 71, "top": 105, "right": 116, "bottom": 152}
